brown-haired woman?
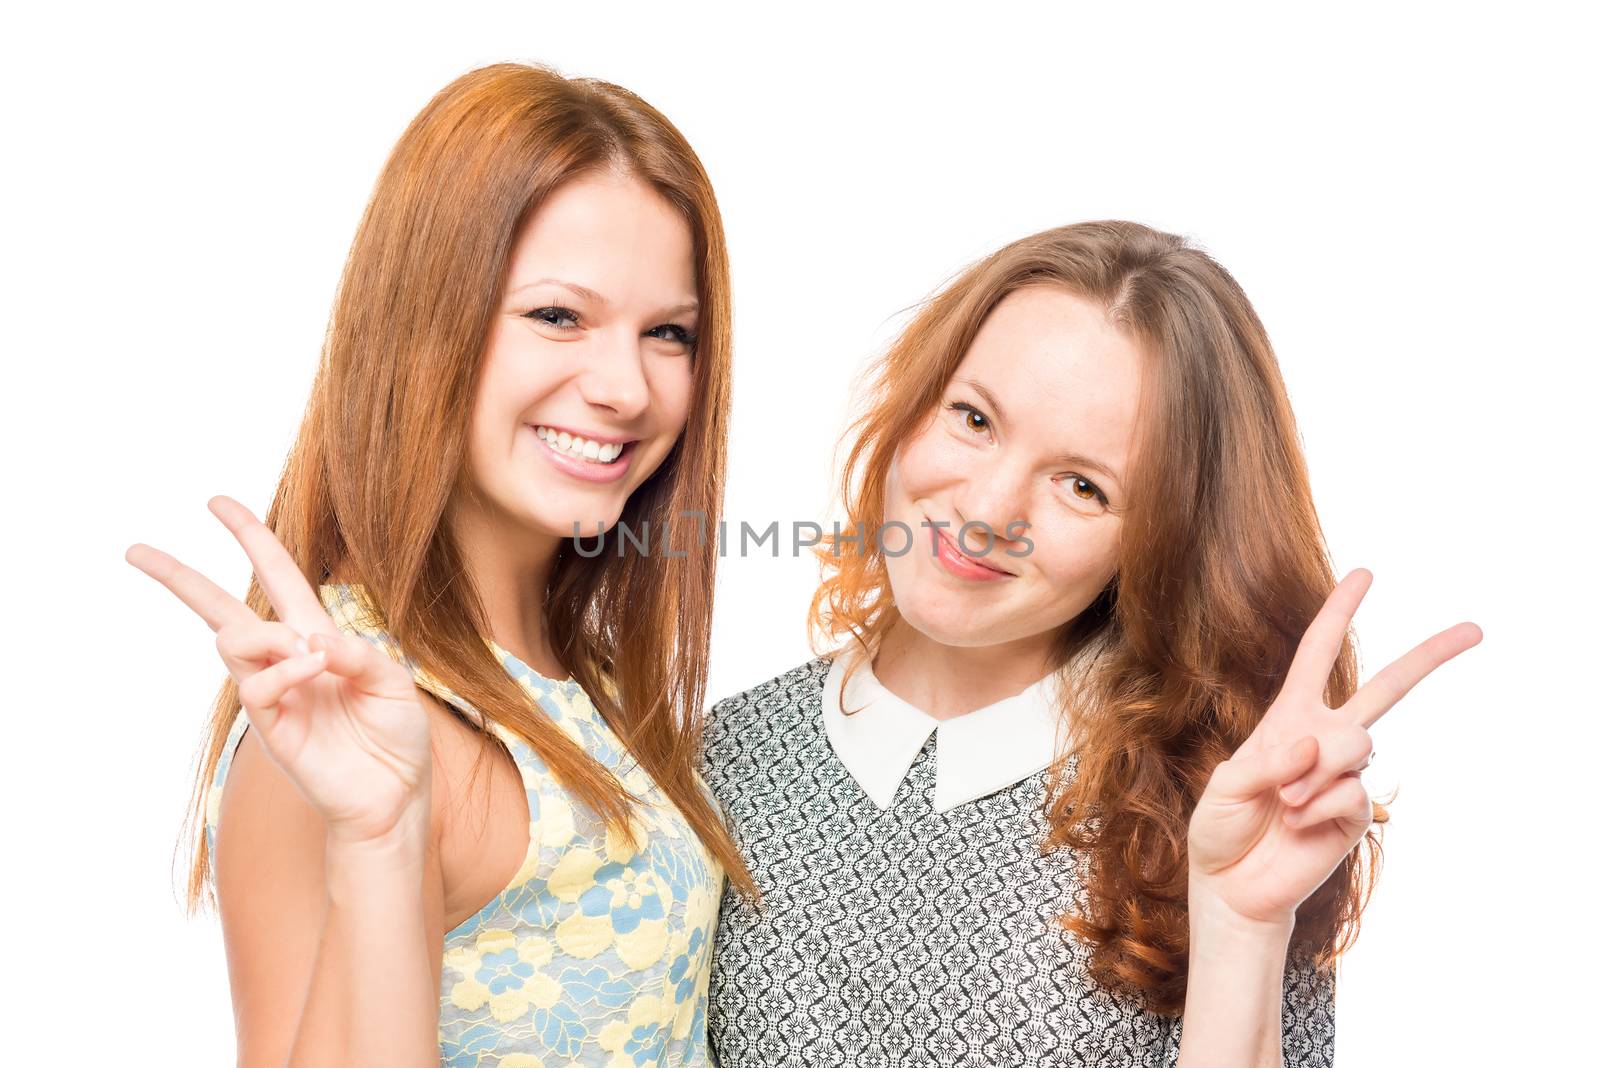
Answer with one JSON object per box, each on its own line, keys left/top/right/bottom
{"left": 127, "top": 63, "right": 751, "bottom": 1065}
{"left": 702, "top": 220, "right": 1480, "bottom": 1066}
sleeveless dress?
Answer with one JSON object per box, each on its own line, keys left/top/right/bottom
{"left": 204, "top": 583, "right": 724, "bottom": 1067}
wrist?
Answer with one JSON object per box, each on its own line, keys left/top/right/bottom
{"left": 1187, "top": 876, "right": 1296, "bottom": 951}
{"left": 323, "top": 799, "right": 430, "bottom": 901}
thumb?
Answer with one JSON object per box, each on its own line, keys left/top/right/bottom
{"left": 1206, "top": 736, "right": 1320, "bottom": 804}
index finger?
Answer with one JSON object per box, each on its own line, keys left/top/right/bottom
{"left": 1279, "top": 568, "right": 1373, "bottom": 706}
{"left": 207, "top": 495, "right": 333, "bottom": 636}
{"left": 125, "top": 542, "right": 258, "bottom": 632}
{"left": 1346, "top": 620, "right": 1483, "bottom": 728}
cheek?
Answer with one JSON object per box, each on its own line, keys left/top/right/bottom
{"left": 887, "top": 427, "right": 954, "bottom": 504}
{"left": 475, "top": 324, "right": 523, "bottom": 395}
{"left": 1026, "top": 514, "right": 1122, "bottom": 587}
{"left": 462, "top": 394, "right": 514, "bottom": 498}
{"left": 464, "top": 343, "right": 545, "bottom": 477}
{"left": 470, "top": 348, "right": 516, "bottom": 434}
{"left": 469, "top": 371, "right": 522, "bottom": 448}
{"left": 647, "top": 358, "right": 695, "bottom": 433}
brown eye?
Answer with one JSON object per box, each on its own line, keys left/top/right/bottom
{"left": 946, "top": 401, "right": 990, "bottom": 435}
{"left": 1058, "top": 474, "right": 1108, "bottom": 508}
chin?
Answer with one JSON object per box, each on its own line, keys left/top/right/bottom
{"left": 521, "top": 502, "right": 625, "bottom": 542}
{"left": 894, "top": 596, "right": 1003, "bottom": 649}
{"left": 569, "top": 513, "right": 627, "bottom": 540}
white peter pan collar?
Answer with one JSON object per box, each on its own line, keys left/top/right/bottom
{"left": 820, "top": 642, "right": 1068, "bottom": 813}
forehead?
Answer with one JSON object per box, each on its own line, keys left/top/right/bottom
{"left": 954, "top": 285, "right": 1146, "bottom": 459}
{"left": 504, "top": 170, "right": 696, "bottom": 297}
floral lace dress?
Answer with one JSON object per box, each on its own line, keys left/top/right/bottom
{"left": 205, "top": 583, "right": 723, "bottom": 1066}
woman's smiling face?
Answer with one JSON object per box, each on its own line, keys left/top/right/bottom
{"left": 881, "top": 284, "right": 1146, "bottom": 649}
{"left": 461, "top": 168, "right": 700, "bottom": 540}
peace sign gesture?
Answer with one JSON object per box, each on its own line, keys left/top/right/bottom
{"left": 1187, "top": 568, "right": 1483, "bottom": 927}
{"left": 127, "top": 496, "right": 432, "bottom": 846}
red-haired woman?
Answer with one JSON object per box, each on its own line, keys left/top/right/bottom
{"left": 127, "top": 64, "right": 752, "bottom": 1065}
{"left": 702, "top": 221, "right": 1479, "bottom": 1066}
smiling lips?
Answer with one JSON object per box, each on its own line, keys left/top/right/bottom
{"left": 534, "top": 424, "right": 631, "bottom": 463}
{"left": 530, "top": 424, "right": 638, "bottom": 483}
{"left": 931, "top": 523, "right": 1016, "bottom": 582}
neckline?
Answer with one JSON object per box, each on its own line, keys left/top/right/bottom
{"left": 855, "top": 647, "right": 1055, "bottom": 724}
{"left": 820, "top": 642, "right": 1066, "bottom": 812}
{"left": 485, "top": 635, "right": 578, "bottom": 688}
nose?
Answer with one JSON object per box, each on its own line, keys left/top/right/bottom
{"left": 953, "top": 454, "right": 1031, "bottom": 553}
{"left": 576, "top": 329, "right": 651, "bottom": 422}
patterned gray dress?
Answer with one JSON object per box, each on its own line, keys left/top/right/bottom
{"left": 700, "top": 656, "right": 1336, "bottom": 1067}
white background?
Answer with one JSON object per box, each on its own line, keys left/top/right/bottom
{"left": 5, "top": 2, "right": 1595, "bottom": 1062}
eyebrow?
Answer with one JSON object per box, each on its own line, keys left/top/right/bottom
{"left": 510, "top": 278, "right": 699, "bottom": 319}
{"left": 953, "top": 375, "right": 1124, "bottom": 488}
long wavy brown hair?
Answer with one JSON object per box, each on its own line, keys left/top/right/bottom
{"left": 181, "top": 61, "right": 752, "bottom": 910}
{"left": 809, "top": 220, "right": 1385, "bottom": 1013}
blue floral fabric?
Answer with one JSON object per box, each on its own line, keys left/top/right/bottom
{"left": 205, "top": 583, "right": 723, "bottom": 1066}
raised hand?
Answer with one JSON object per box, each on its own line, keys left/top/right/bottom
{"left": 127, "top": 495, "right": 432, "bottom": 845}
{"left": 1187, "top": 568, "right": 1482, "bottom": 927}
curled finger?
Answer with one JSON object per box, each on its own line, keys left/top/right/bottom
{"left": 1206, "top": 736, "right": 1320, "bottom": 805}
{"left": 1280, "top": 724, "right": 1372, "bottom": 808}
{"left": 237, "top": 650, "right": 328, "bottom": 732}
{"left": 216, "top": 618, "right": 310, "bottom": 675}
{"left": 1282, "top": 775, "right": 1373, "bottom": 832}
{"left": 306, "top": 631, "right": 415, "bottom": 700}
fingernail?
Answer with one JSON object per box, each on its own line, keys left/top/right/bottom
{"left": 1281, "top": 782, "right": 1306, "bottom": 805}
{"left": 294, "top": 636, "right": 310, "bottom": 656}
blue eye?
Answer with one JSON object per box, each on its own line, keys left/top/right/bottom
{"left": 523, "top": 306, "right": 579, "bottom": 329}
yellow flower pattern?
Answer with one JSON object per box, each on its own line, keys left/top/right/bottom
{"left": 204, "top": 584, "right": 722, "bottom": 1066}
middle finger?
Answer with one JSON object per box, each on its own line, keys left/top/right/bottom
{"left": 208, "top": 495, "right": 334, "bottom": 636}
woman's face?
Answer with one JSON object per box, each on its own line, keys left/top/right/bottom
{"left": 881, "top": 284, "right": 1145, "bottom": 650}
{"left": 462, "top": 169, "right": 699, "bottom": 541}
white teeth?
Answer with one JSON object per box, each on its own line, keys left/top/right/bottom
{"left": 534, "top": 426, "right": 626, "bottom": 464}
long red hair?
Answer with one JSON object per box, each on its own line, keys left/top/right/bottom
{"left": 810, "top": 220, "right": 1383, "bottom": 1012}
{"left": 182, "top": 62, "right": 752, "bottom": 910}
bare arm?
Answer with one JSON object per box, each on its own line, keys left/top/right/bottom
{"left": 216, "top": 726, "right": 445, "bottom": 1067}
{"left": 1171, "top": 887, "right": 1295, "bottom": 1068}
{"left": 130, "top": 498, "right": 448, "bottom": 1065}
{"left": 1164, "top": 899, "right": 1335, "bottom": 1068}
